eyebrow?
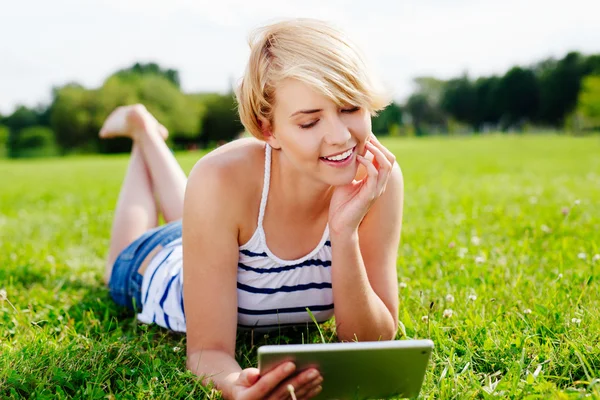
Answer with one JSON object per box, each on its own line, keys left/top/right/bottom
{"left": 289, "top": 109, "right": 322, "bottom": 118}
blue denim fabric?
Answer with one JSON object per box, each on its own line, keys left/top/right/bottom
{"left": 108, "top": 219, "right": 183, "bottom": 311}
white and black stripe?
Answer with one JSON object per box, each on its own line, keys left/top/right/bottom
{"left": 137, "top": 144, "right": 334, "bottom": 332}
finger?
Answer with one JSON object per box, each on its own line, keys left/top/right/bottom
{"left": 271, "top": 369, "right": 321, "bottom": 400}
{"left": 366, "top": 141, "right": 392, "bottom": 173}
{"left": 365, "top": 142, "right": 391, "bottom": 194}
{"left": 249, "top": 362, "right": 296, "bottom": 399}
{"left": 357, "top": 155, "right": 379, "bottom": 199}
{"left": 306, "top": 384, "right": 323, "bottom": 398}
{"left": 240, "top": 368, "right": 261, "bottom": 387}
{"left": 294, "top": 375, "right": 323, "bottom": 398}
{"left": 368, "top": 135, "right": 397, "bottom": 166}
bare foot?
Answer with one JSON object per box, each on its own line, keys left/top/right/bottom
{"left": 99, "top": 104, "right": 168, "bottom": 140}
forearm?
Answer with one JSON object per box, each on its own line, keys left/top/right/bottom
{"left": 330, "top": 230, "right": 397, "bottom": 341}
{"left": 186, "top": 349, "right": 242, "bottom": 399}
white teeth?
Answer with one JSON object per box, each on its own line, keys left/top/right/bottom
{"left": 323, "top": 148, "right": 353, "bottom": 161}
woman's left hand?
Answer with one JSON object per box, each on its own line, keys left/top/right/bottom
{"left": 328, "top": 134, "right": 396, "bottom": 237}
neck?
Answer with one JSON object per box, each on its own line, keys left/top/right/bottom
{"left": 270, "top": 148, "right": 334, "bottom": 220}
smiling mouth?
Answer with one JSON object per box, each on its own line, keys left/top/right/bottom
{"left": 320, "top": 146, "right": 356, "bottom": 162}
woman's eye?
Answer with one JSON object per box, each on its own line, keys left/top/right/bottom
{"left": 300, "top": 120, "right": 319, "bottom": 129}
{"left": 341, "top": 106, "right": 360, "bottom": 113}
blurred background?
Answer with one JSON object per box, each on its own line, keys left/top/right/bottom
{"left": 1, "top": 0, "right": 599, "bottom": 158}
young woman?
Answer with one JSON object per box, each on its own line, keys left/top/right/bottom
{"left": 101, "top": 19, "right": 403, "bottom": 400}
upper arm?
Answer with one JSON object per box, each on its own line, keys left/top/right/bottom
{"left": 358, "top": 163, "right": 404, "bottom": 328}
{"left": 183, "top": 158, "right": 241, "bottom": 358}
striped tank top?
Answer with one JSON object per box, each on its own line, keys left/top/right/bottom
{"left": 137, "top": 144, "right": 335, "bottom": 332}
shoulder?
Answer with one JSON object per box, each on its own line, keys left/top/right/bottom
{"left": 184, "top": 138, "right": 266, "bottom": 233}
{"left": 187, "top": 137, "right": 265, "bottom": 196}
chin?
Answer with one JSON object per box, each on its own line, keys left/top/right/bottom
{"left": 323, "top": 168, "right": 357, "bottom": 187}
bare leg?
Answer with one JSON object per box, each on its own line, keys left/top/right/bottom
{"left": 104, "top": 143, "right": 157, "bottom": 284}
{"left": 132, "top": 123, "right": 187, "bottom": 223}
{"left": 100, "top": 105, "right": 188, "bottom": 284}
{"left": 100, "top": 104, "right": 187, "bottom": 222}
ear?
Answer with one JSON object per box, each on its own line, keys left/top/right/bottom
{"left": 259, "top": 117, "right": 281, "bottom": 150}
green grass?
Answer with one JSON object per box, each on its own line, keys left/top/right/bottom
{"left": 1, "top": 134, "right": 599, "bottom": 399}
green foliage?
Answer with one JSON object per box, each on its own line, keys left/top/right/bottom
{"left": 536, "top": 52, "right": 588, "bottom": 126}
{"left": 114, "top": 62, "right": 181, "bottom": 88}
{"left": 49, "top": 70, "right": 205, "bottom": 154}
{"left": 8, "top": 125, "right": 58, "bottom": 158}
{"left": 441, "top": 76, "right": 477, "bottom": 128}
{"left": 435, "top": 52, "right": 600, "bottom": 132}
{"left": 199, "top": 93, "right": 244, "bottom": 145}
{"left": 406, "top": 93, "right": 447, "bottom": 136}
{"left": 574, "top": 75, "right": 600, "bottom": 130}
{"left": 0, "top": 125, "right": 8, "bottom": 157}
{"left": 6, "top": 53, "right": 600, "bottom": 159}
{"left": 96, "top": 73, "right": 202, "bottom": 152}
{"left": 372, "top": 102, "right": 403, "bottom": 135}
{"left": 474, "top": 76, "right": 502, "bottom": 129}
{"left": 413, "top": 77, "right": 446, "bottom": 104}
{"left": 404, "top": 77, "right": 448, "bottom": 135}
{"left": 497, "top": 67, "right": 540, "bottom": 129}
{"left": 0, "top": 136, "right": 599, "bottom": 398}
{"left": 50, "top": 84, "right": 98, "bottom": 154}
{"left": 3, "top": 105, "right": 41, "bottom": 132}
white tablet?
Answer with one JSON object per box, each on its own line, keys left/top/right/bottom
{"left": 258, "top": 339, "right": 433, "bottom": 399}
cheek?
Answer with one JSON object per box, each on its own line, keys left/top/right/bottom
{"left": 349, "top": 114, "right": 371, "bottom": 141}
{"left": 281, "top": 129, "right": 321, "bottom": 161}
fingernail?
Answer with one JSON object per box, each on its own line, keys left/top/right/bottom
{"left": 313, "top": 386, "right": 322, "bottom": 394}
{"left": 307, "top": 370, "right": 319, "bottom": 379}
{"left": 284, "top": 363, "right": 295, "bottom": 373}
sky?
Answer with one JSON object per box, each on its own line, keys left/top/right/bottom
{"left": 1, "top": 0, "right": 599, "bottom": 114}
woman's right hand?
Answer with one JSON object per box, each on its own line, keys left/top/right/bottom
{"left": 229, "top": 362, "right": 323, "bottom": 400}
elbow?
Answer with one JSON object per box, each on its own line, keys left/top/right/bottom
{"left": 336, "top": 318, "right": 398, "bottom": 342}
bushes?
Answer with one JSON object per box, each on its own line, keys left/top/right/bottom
{"left": 199, "top": 93, "right": 244, "bottom": 146}
{"left": 8, "top": 126, "right": 58, "bottom": 158}
{"left": 0, "top": 125, "right": 8, "bottom": 157}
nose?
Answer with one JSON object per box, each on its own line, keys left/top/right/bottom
{"left": 324, "top": 115, "right": 351, "bottom": 145}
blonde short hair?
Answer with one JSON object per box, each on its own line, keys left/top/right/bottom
{"left": 236, "top": 18, "right": 391, "bottom": 140}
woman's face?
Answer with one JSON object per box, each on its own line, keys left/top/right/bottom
{"left": 267, "top": 79, "right": 372, "bottom": 186}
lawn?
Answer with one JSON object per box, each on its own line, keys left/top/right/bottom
{"left": 1, "top": 134, "right": 599, "bottom": 399}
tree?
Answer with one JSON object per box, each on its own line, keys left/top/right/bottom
{"left": 584, "top": 55, "right": 600, "bottom": 75}
{"left": 440, "top": 75, "right": 477, "bottom": 128}
{"left": 3, "top": 105, "right": 40, "bottom": 132}
{"left": 0, "top": 125, "right": 8, "bottom": 157}
{"left": 404, "top": 77, "right": 447, "bottom": 135}
{"left": 8, "top": 126, "right": 57, "bottom": 158}
{"left": 97, "top": 73, "right": 201, "bottom": 140}
{"left": 114, "top": 62, "right": 181, "bottom": 89}
{"left": 49, "top": 83, "right": 97, "bottom": 153}
{"left": 574, "top": 75, "right": 600, "bottom": 130}
{"left": 405, "top": 93, "right": 446, "bottom": 136}
{"left": 48, "top": 69, "right": 204, "bottom": 154}
{"left": 536, "top": 52, "right": 586, "bottom": 126}
{"left": 497, "top": 67, "right": 540, "bottom": 129}
{"left": 474, "top": 76, "right": 502, "bottom": 129}
{"left": 372, "top": 102, "right": 403, "bottom": 135}
{"left": 412, "top": 77, "right": 446, "bottom": 104}
{"left": 200, "top": 93, "right": 244, "bottom": 145}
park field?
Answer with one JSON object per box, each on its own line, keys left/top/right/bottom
{"left": 0, "top": 134, "right": 599, "bottom": 399}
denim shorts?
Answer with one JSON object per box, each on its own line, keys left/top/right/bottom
{"left": 108, "top": 219, "right": 183, "bottom": 311}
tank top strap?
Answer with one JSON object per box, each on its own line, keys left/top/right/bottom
{"left": 257, "top": 143, "right": 272, "bottom": 228}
